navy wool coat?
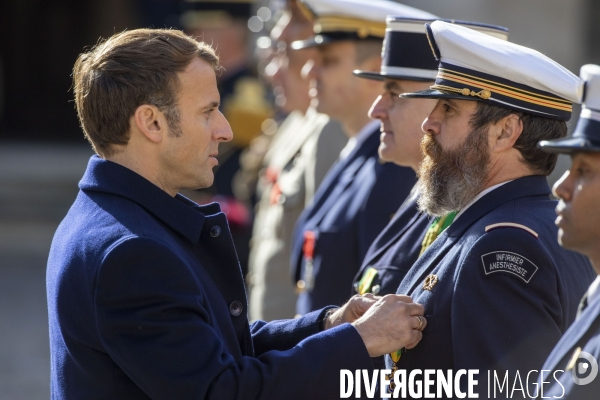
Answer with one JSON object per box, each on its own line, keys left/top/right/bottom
{"left": 291, "top": 124, "right": 416, "bottom": 315}
{"left": 46, "top": 156, "right": 372, "bottom": 400}
{"left": 387, "top": 176, "right": 596, "bottom": 398}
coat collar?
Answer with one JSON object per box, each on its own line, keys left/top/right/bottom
{"left": 79, "top": 155, "right": 220, "bottom": 244}
{"left": 307, "top": 123, "right": 381, "bottom": 213}
{"left": 444, "top": 175, "right": 551, "bottom": 239}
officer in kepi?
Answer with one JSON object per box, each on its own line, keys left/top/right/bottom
{"left": 390, "top": 21, "right": 596, "bottom": 397}
{"left": 533, "top": 64, "right": 600, "bottom": 400}
{"left": 289, "top": 0, "right": 434, "bottom": 317}
{"left": 352, "top": 16, "right": 508, "bottom": 299}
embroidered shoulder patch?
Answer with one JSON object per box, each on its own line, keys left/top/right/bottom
{"left": 481, "top": 251, "right": 539, "bottom": 283}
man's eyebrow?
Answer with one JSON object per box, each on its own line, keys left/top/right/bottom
{"left": 202, "top": 101, "right": 220, "bottom": 110}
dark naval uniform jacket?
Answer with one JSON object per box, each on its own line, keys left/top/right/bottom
{"left": 534, "top": 281, "right": 600, "bottom": 400}
{"left": 291, "top": 123, "right": 416, "bottom": 315}
{"left": 352, "top": 194, "right": 430, "bottom": 297}
{"left": 46, "top": 156, "right": 372, "bottom": 399}
{"left": 387, "top": 176, "right": 596, "bottom": 397}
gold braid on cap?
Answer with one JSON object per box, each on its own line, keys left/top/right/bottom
{"left": 431, "top": 84, "right": 492, "bottom": 100}
{"left": 315, "top": 16, "right": 386, "bottom": 38}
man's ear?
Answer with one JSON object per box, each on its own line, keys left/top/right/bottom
{"left": 493, "top": 114, "right": 523, "bottom": 151}
{"left": 132, "top": 104, "right": 166, "bottom": 143}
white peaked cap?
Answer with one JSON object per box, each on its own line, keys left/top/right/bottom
{"left": 402, "top": 21, "right": 583, "bottom": 120}
{"left": 292, "top": 0, "right": 437, "bottom": 49}
{"left": 539, "top": 64, "right": 600, "bottom": 153}
{"left": 301, "top": 0, "right": 437, "bottom": 23}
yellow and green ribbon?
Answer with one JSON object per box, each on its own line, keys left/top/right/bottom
{"left": 419, "top": 211, "right": 457, "bottom": 255}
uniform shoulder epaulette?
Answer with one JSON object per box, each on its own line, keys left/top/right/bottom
{"left": 484, "top": 222, "right": 539, "bottom": 239}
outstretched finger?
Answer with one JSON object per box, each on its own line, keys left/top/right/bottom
{"left": 392, "top": 294, "right": 414, "bottom": 304}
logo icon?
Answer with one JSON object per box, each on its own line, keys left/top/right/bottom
{"left": 572, "top": 351, "right": 598, "bottom": 385}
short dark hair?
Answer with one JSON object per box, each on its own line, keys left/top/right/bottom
{"left": 470, "top": 102, "right": 567, "bottom": 176}
{"left": 73, "top": 29, "right": 220, "bottom": 157}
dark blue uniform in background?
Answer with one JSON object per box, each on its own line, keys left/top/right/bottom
{"left": 291, "top": 124, "right": 416, "bottom": 315}
{"left": 387, "top": 176, "right": 596, "bottom": 398}
{"left": 352, "top": 194, "right": 430, "bottom": 297}
{"left": 46, "top": 156, "right": 373, "bottom": 399}
{"left": 535, "top": 288, "right": 600, "bottom": 399}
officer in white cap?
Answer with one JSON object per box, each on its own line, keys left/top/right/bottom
{"left": 389, "top": 21, "right": 595, "bottom": 397}
{"left": 289, "top": 0, "right": 435, "bottom": 316}
{"left": 352, "top": 16, "right": 508, "bottom": 300}
{"left": 534, "top": 64, "right": 600, "bottom": 400}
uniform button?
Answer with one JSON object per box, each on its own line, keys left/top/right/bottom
{"left": 210, "top": 226, "right": 221, "bottom": 238}
{"left": 229, "top": 301, "right": 243, "bottom": 317}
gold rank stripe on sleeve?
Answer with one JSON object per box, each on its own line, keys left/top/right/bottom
{"left": 436, "top": 68, "right": 573, "bottom": 112}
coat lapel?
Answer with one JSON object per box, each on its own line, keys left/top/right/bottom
{"left": 361, "top": 199, "right": 422, "bottom": 268}
{"left": 290, "top": 125, "right": 381, "bottom": 280}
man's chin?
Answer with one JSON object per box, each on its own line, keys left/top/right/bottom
{"left": 378, "top": 144, "right": 392, "bottom": 162}
{"left": 557, "top": 229, "right": 576, "bottom": 251}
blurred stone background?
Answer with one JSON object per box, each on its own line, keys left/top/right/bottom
{"left": 1, "top": 0, "right": 599, "bottom": 398}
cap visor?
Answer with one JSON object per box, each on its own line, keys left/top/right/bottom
{"left": 291, "top": 35, "right": 333, "bottom": 50}
{"left": 353, "top": 70, "right": 436, "bottom": 82}
{"left": 353, "top": 70, "right": 384, "bottom": 81}
{"left": 538, "top": 138, "right": 600, "bottom": 154}
{"left": 400, "top": 89, "right": 482, "bottom": 101}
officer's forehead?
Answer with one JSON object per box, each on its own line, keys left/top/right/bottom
{"left": 572, "top": 151, "right": 600, "bottom": 164}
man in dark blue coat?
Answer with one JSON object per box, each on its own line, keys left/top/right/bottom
{"left": 532, "top": 63, "right": 600, "bottom": 400}
{"left": 385, "top": 21, "right": 596, "bottom": 398}
{"left": 351, "top": 17, "right": 509, "bottom": 299}
{"left": 46, "top": 28, "right": 427, "bottom": 399}
{"left": 288, "top": 0, "right": 437, "bottom": 316}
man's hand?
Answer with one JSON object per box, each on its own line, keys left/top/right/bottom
{"left": 351, "top": 294, "right": 426, "bottom": 357}
{"left": 325, "top": 294, "right": 380, "bottom": 330}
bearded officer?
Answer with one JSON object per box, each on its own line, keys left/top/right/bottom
{"left": 352, "top": 17, "right": 509, "bottom": 299}
{"left": 289, "top": 0, "right": 436, "bottom": 316}
{"left": 389, "top": 21, "right": 595, "bottom": 397}
{"left": 533, "top": 64, "right": 600, "bottom": 400}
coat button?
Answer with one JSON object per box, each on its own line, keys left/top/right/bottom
{"left": 210, "top": 226, "right": 221, "bottom": 238}
{"left": 229, "top": 301, "right": 243, "bottom": 317}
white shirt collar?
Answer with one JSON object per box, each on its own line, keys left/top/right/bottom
{"left": 587, "top": 275, "right": 600, "bottom": 306}
{"left": 453, "top": 180, "right": 513, "bottom": 222}
{"left": 339, "top": 119, "right": 380, "bottom": 160}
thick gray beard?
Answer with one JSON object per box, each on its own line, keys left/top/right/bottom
{"left": 417, "top": 126, "right": 491, "bottom": 217}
